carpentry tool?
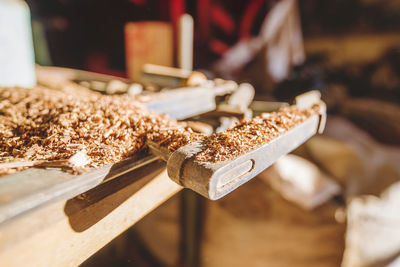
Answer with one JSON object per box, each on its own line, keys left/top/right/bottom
{"left": 35, "top": 65, "right": 230, "bottom": 120}
{"left": 0, "top": 66, "right": 324, "bottom": 225}
{"left": 149, "top": 90, "right": 326, "bottom": 200}
{"left": 141, "top": 64, "right": 207, "bottom": 89}
{"left": 0, "top": 76, "right": 233, "bottom": 224}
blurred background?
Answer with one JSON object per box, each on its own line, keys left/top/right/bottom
{"left": 8, "top": 0, "right": 400, "bottom": 266}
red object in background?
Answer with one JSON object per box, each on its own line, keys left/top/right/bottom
{"left": 240, "top": 0, "right": 266, "bottom": 39}
{"left": 82, "top": 0, "right": 272, "bottom": 74}
{"left": 28, "top": 0, "right": 274, "bottom": 73}
{"left": 209, "top": 39, "right": 230, "bottom": 55}
{"left": 169, "top": 0, "right": 185, "bottom": 28}
{"left": 169, "top": 0, "right": 185, "bottom": 65}
{"left": 197, "top": 0, "right": 211, "bottom": 40}
{"left": 211, "top": 4, "right": 235, "bottom": 35}
{"left": 196, "top": 0, "right": 272, "bottom": 57}
{"left": 86, "top": 52, "right": 126, "bottom": 78}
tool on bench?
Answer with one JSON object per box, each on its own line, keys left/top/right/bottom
{"left": 149, "top": 90, "right": 326, "bottom": 200}
{"left": 0, "top": 67, "right": 324, "bottom": 225}
{"left": 0, "top": 75, "right": 238, "bottom": 224}
{"left": 141, "top": 64, "right": 207, "bottom": 89}
{"left": 36, "top": 65, "right": 236, "bottom": 120}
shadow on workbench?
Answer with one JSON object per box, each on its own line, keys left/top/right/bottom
{"left": 64, "top": 160, "right": 166, "bottom": 232}
{"left": 81, "top": 225, "right": 165, "bottom": 267}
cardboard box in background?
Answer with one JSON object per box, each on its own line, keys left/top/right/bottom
{"left": 125, "top": 21, "right": 173, "bottom": 82}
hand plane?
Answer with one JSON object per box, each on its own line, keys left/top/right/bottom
{"left": 149, "top": 90, "right": 326, "bottom": 200}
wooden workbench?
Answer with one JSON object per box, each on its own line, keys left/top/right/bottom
{"left": 0, "top": 160, "right": 182, "bottom": 266}
{"left": 0, "top": 66, "right": 220, "bottom": 266}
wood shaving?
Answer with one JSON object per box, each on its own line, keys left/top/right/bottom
{"left": 0, "top": 86, "right": 203, "bottom": 175}
{"left": 0, "top": 85, "right": 319, "bottom": 176}
{"left": 195, "top": 106, "right": 319, "bottom": 162}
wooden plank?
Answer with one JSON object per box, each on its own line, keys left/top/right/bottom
{"left": 0, "top": 161, "right": 182, "bottom": 267}
{"left": 0, "top": 66, "right": 218, "bottom": 227}
{"left": 0, "top": 153, "right": 158, "bottom": 224}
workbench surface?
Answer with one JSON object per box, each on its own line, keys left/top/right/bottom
{"left": 0, "top": 160, "right": 182, "bottom": 266}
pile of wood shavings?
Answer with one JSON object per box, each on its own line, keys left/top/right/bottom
{"left": 195, "top": 106, "right": 319, "bottom": 162}
{"left": 0, "top": 85, "right": 320, "bottom": 175}
{"left": 0, "top": 86, "right": 204, "bottom": 175}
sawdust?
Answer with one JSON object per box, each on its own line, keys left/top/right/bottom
{"left": 195, "top": 106, "right": 319, "bottom": 162}
{"left": 0, "top": 86, "right": 203, "bottom": 175}
{"left": 0, "top": 85, "right": 319, "bottom": 175}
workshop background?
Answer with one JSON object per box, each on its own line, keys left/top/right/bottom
{"left": 22, "top": 0, "right": 400, "bottom": 266}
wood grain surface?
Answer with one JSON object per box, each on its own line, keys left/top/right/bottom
{"left": 0, "top": 161, "right": 182, "bottom": 267}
